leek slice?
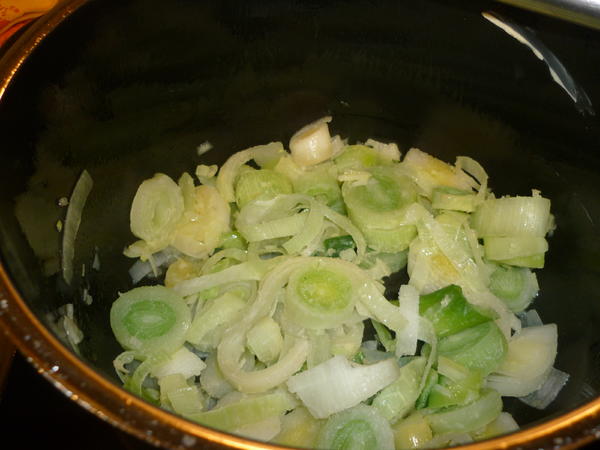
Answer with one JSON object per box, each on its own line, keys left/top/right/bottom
{"left": 284, "top": 259, "right": 357, "bottom": 329}
{"left": 342, "top": 166, "right": 418, "bottom": 252}
{"left": 110, "top": 286, "right": 191, "bottom": 356}
{"left": 392, "top": 412, "right": 433, "bottom": 449}
{"left": 291, "top": 163, "right": 343, "bottom": 211}
{"left": 401, "top": 148, "right": 475, "bottom": 197}
{"left": 498, "top": 253, "right": 545, "bottom": 269}
{"left": 186, "top": 291, "right": 246, "bottom": 347}
{"left": 438, "top": 321, "right": 507, "bottom": 376}
{"left": 158, "top": 373, "right": 205, "bottom": 417}
{"left": 234, "top": 167, "right": 293, "bottom": 208}
{"left": 334, "top": 144, "right": 390, "bottom": 172}
{"left": 129, "top": 173, "right": 184, "bottom": 250}
{"left": 424, "top": 389, "right": 502, "bottom": 434}
{"left": 62, "top": 169, "right": 93, "bottom": 285}
{"left": 170, "top": 185, "right": 230, "bottom": 259}
{"left": 286, "top": 355, "right": 400, "bottom": 418}
{"left": 484, "top": 236, "right": 548, "bottom": 261}
{"left": 372, "top": 356, "right": 426, "bottom": 423}
{"left": 273, "top": 406, "right": 323, "bottom": 448}
{"left": 472, "top": 411, "right": 519, "bottom": 440}
{"left": 487, "top": 324, "right": 557, "bottom": 397}
{"left": 432, "top": 187, "right": 476, "bottom": 213}
{"left": 419, "top": 285, "right": 494, "bottom": 338}
{"left": 316, "top": 404, "right": 395, "bottom": 450}
{"left": 216, "top": 142, "right": 286, "bottom": 203}
{"left": 471, "top": 195, "right": 551, "bottom": 237}
{"left": 289, "top": 116, "right": 333, "bottom": 166}
{"left": 488, "top": 264, "right": 539, "bottom": 312}
{"left": 151, "top": 346, "right": 206, "bottom": 379}
{"left": 247, "top": 316, "right": 283, "bottom": 364}
{"left": 217, "top": 258, "right": 311, "bottom": 393}
{"left": 189, "top": 390, "right": 296, "bottom": 433}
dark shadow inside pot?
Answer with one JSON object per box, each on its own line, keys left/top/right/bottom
{"left": 1, "top": 0, "right": 600, "bottom": 441}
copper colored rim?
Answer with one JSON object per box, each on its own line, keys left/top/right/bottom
{"left": 0, "top": 1, "right": 599, "bottom": 449}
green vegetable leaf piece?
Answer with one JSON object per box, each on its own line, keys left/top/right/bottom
{"left": 419, "top": 285, "right": 495, "bottom": 338}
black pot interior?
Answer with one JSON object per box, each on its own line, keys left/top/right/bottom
{"left": 1, "top": 0, "right": 600, "bottom": 437}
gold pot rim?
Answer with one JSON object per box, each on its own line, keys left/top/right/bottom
{"left": 0, "top": 1, "right": 599, "bottom": 449}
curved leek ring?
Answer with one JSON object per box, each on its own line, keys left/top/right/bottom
{"left": 110, "top": 285, "right": 191, "bottom": 356}
{"left": 130, "top": 173, "right": 184, "bottom": 249}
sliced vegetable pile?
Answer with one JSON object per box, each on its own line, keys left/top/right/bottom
{"left": 111, "top": 116, "right": 566, "bottom": 449}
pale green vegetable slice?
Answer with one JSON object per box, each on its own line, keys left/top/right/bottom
{"left": 488, "top": 263, "right": 539, "bottom": 312}
{"left": 372, "top": 356, "right": 426, "bottom": 423}
{"left": 273, "top": 406, "right": 323, "bottom": 449}
{"left": 342, "top": 165, "right": 417, "bottom": 252}
{"left": 189, "top": 390, "right": 296, "bottom": 432}
{"left": 284, "top": 259, "right": 357, "bottom": 330}
{"left": 316, "top": 404, "right": 394, "bottom": 450}
{"left": 289, "top": 116, "right": 333, "bottom": 166}
{"left": 424, "top": 389, "right": 502, "bottom": 434}
{"left": 247, "top": 316, "right": 283, "bottom": 364}
{"left": 401, "top": 148, "right": 475, "bottom": 196}
{"left": 170, "top": 185, "right": 230, "bottom": 259}
{"left": 158, "top": 373, "right": 205, "bottom": 417}
{"left": 235, "top": 167, "right": 293, "bottom": 208}
{"left": 471, "top": 194, "right": 551, "bottom": 237}
{"left": 110, "top": 285, "right": 191, "bottom": 356}
{"left": 186, "top": 291, "right": 246, "bottom": 347}
{"left": 392, "top": 412, "right": 433, "bottom": 449}
{"left": 216, "top": 141, "right": 286, "bottom": 203}
{"left": 438, "top": 321, "right": 507, "bottom": 376}
{"left": 151, "top": 346, "right": 206, "bottom": 379}
{"left": 484, "top": 236, "right": 548, "bottom": 261}
{"left": 286, "top": 355, "right": 400, "bottom": 419}
{"left": 432, "top": 187, "right": 476, "bottom": 212}
{"left": 487, "top": 324, "right": 557, "bottom": 397}
{"left": 129, "top": 173, "right": 184, "bottom": 251}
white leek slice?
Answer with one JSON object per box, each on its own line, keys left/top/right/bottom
{"left": 401, "top": 148, "right": 474, "bottom": 197}
{"left": 186, "top": 291, "right": 246, "bottom": 346}
{"left": 217, "top": 258, "right": 311, "bottom": 393}
{"left": 151, "top": 346, "right": 206, "bottom": 379}
{"left": 216, "top": 142, "right": 286, "bottom": 202}
{"left": 425, "top": 389, "right": 502, "bottom": 434}
{"left": 189, "top": 390, "right": 296, "bottom": 432}
{"left": 173, "top": 259, "right": 274, "bottom": 297}
{"left": 471, "top": 194, "right": 551, "bottom": 237}
{"left": 62, "top": 169, "right": 93, "bottom": 285}
{"left": 235, "top": 415, "right": 282, "bottom": 442}
{"left": 284, "top": 258, "right": 358, "bottom": 330}
{"left": 247, "top": 316, "right": 283, "bottom": 364}
{"left": 130, "top": 173, "right": 184, "bottom": 249}
{"left": 396, "top": 284, "right": 420, "bottom": 356}
{"left": 365, "top": 138, "right": 401, "bottom": 161}
{"left": 316, "top": 404, "right": 395, "bottom": 450}
{"left": 286, "top": 355, "right": 400, "bottom": 419}
{"left": 519, "top": 367, "right": 569, "bottom": 409}
{"left": 372, "top": 356, "right": 426, "bottom": 423}
{"left": 487, "top": 324, "right": 557, "bottom": 397}
{"left": 273, "top": 406, "right": 323, "bottom": 448}
{"left": 171, "top": 185, "right": 230, "bottom": 259}
{"left": 289, "top": 116, "right": 333, "bottom": 166}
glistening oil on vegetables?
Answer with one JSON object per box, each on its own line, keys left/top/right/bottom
{"left": 109, "top": 116, "right": 565, "bottom": 449}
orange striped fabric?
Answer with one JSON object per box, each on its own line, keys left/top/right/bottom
{"left": 0, "top": 0, "right": 58, "bottom": 46}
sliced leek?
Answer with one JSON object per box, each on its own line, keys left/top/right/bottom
{"left": 110, "top": 116, "right": 560, "bottom": 448}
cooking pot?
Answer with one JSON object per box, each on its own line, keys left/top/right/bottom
{"left": 1, "top": 0, "right": 600, "bottom": 448}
